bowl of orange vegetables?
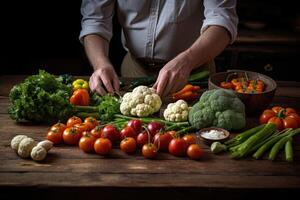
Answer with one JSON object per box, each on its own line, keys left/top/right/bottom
{"left": 209, "top": 70, "right": 277, "bottom": 115}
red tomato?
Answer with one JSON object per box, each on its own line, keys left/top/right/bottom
{"left": 285, "top": 108, "right": 297, "bottom": 115}
{"left": 167, "top": 131, "right": 177, "bottom": 138}
{"left": 288, "top": 113, "right": 300, "bottom": 125}
{"left": 259, "top": 109, "right": 276, "bottom": 124}
{"left": 272, "top": 106, "right": 283, "bottom": 114}
{"left": 79, "top": 134, "right": 96, "bottom": 153}
{"left": 153, "top": 132, "right": 173, "bottom": 151}
{"left": 94, "top": 138, "right": 112, "bottom": 155}
{"left": 47, "top": 130, "right": 63, "bottom": 144}
{"left": 63, "top": 127, "right": 82, "bottom": 145}
{"left": 82, "top": 131, "right": 91, "bottom": 137}
{"left": 136, "top": 131, "right": 151, "bottom": 148}
{"left": 168, "top": 138, "right": 188, "bottom": 157}
{"left": 142, "top": 143, "right": 158, "bottom": 159}
{"left": 187, "top": 144, "right": 204, "bottom": 160}
{"left": 268, "top": 117, "right": 284, "bottom": 130}
{"left": 66, "top": 116, "right": 82, "bottom": 127}
{"left": 182, "top": 134, "right": 197, "bottom": 146}
{"left": 91, "top": 125, "right": 103, "bottom": 138}
{"left": 283, "top": 116, "right": 299, "bottom": 129}
{"left": 101, "top": 125, "right": 120, "bottom": 143}
{"left": 147, "top": 122, "right": 164, "bottom": 137}
{"left": 127, "top": 119, "right": 142, "bottom": 133}
{"left": 74, "top": 123, "right": 90, "bottom": 134}
{"left": 120, "top": 126, "right": 137, "bottom": 140}
{"left": 120, "top": 137, "right": 137, "bottom": 154}
{"left": 84, "top": 117, "right": 99, "bottom": 130}
{"left": 50, "top": 122, "right": 67, "bottom": 134}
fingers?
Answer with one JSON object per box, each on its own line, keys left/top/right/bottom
{"left": 112, "top": 75, "right": 120, "bottom": 92}
{"left": 89, "top": 67, "right": 119, "bottom": 96}
{"left": 156, "top": 72, "right": 168, "bottom": 97}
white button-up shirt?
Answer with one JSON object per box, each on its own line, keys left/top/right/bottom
{"left": 80, "top": 0, "right": 238, "bottom": 61}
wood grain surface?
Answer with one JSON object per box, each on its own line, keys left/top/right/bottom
{"left": 1, "top": 76, "right": 300, "bottom": 199}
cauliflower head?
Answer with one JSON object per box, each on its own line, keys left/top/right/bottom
{"left": 11, "top": 135, "right": 28, "bottom": 151}
{"left": 120, "top": 86, "right": 162, "bottom": 117}
{"left": 164, "top": 100, "right": 189, "bottom": 122}
{"left": 31, "top": 145, "right": 47, "bottom": 161}
{"left": 188, "top": 89, "right": 246, "bottom": 130}
{"left": 17, "top": 137, "right": 36, "bottom": 158}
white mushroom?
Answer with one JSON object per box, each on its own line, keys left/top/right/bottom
{"left": 37, "top": 140, "right": 53, "bottom": 152}
{"left": 17, "top": 137, "right": 36, "bottom": 158}
{"left": 31, "top": 145, "right": 47, "bottom": 161}
{"left": 11, "top": 135, "right": 28, "bottom": 151}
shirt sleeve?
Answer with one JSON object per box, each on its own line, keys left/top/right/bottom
{"left": 201, "top": 0, "right": 238, "bottom": 43}
{"left": 79, "top": 0, "right": 116, "bottom": 43}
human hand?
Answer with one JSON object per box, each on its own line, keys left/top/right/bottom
{"left": 89, "top": 64, "right": 120, "bottom": 96}
{"left": 153, "top": 53, "right": 192, "bottom": 98}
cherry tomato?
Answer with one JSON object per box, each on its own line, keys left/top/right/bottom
{"left": 63, "top": 127, "right": 82, "bottom": 145}
{"left": 91, "top": 125, "right": 103, "bottom": 138}
{"left": 82, "top": 131, "right": 91, "bottom": 137}
{"left": 94, "top": 138, "right": 112, "bottom": 155}
{"left": 272, "top": 106, "right": 283, "bottom": 114}
{"left": 147, "top": 122, "right": 164, "bottom": 137}
{"left": 282, "top": 116, "right": 299, "bottom": 129}
{"left": 259, "top": 109, "right": 276, "bottom": 124}
{"left": 127, "top": 119, "right": 142, "bottom": 133}
{"left": 153, "top": 132, "right": 173, "bottom": 151}
{"left": 120, "top": 137, "right": 137, "bottom": 154}
{"left": 167, "top": 131, "right": 177, "bottom": 138}
{"left": 168, "top": 138, "right": 188, "bottom": 157}
{"left": 79, "top": 134, "right": 96, "bottom": 153}
{"left": 101, "top": 125, "right": 120, "bottom": 143}
{"left": 67, "top": 116, "right": 82, "bottom": 127}
{"left": 84, "top": 117, "right": 99, "bottom": 130}
{"left": 137, "top": 131, "right": 151, "bottom": 148}
{"left": 268, "top": 117, "right": 284, "bottom": 130}
{"left": 187, "top": 144, "right": 204, "bottom": 160}
{"left": 47, "top": 129, "right": 63, "bottom": 144}
{"left": 74, "top": 123, "right": 90, "bottom": 134}
{"left": 50, "top": 122, "right": 67, "bottom": 134}
{"left": 182, "top": 134, "right": 197, "bottom": 146}
{"left": 142, "top": 143, "right": 158, "bottom": 159}
{"left": 120, "top": 126, "right": 137, "bottom": 140}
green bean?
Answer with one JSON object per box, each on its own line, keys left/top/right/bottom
{"left": 252, "top": 129, "right": 292, "bottom": 159}
{"left": 285, "top": 138, "right": 293, "bottom": 162}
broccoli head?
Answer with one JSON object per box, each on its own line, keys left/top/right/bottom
{"left": 188, "top": 89, "right": 246, "bottom": 130}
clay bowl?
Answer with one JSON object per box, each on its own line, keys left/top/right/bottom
{"left": 209, "top": 70, "right": 277, "bottom": 115}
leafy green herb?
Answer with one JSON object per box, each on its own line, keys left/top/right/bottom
{"left": 9, "top": 70, "right": 74, "bottom": 123}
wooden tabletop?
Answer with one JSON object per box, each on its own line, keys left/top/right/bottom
{"left": 1, "top": 75, "right": 300, "bottom": 199}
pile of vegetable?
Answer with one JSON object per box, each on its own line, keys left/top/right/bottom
{"left": 172, "top": 84, "right": 201, "bottom": 101}
{"left": 9, "top": 70, "right": 73, "bottom": 123}
{"left": 44, "top": 115, "right": 204, "bottom": 160}
{"left": 219, "top": 72, "right": 265, "bottom": 94}
{"left": 259, "top": 106, "right": 300, "bottom": 130}
{"left": 188, "top": 89, "right": 246, "bottom": 131}
{"left": 8, "top": 70, "right": 121, "bottom": 123}
{"left": 211, "top": 123, "right": 300, "bottom": 162}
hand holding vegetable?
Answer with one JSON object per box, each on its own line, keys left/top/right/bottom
{"left": 89, "top": 66, "right": 120, "bottom": 95}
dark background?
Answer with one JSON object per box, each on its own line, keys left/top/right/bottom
{"left": 1, "top": 0, "right": 299, "bottom": 80}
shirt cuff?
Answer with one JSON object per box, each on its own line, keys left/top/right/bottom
{"left": 79, "top": 23, "right": 113, "bottom": 44}
{"left": 201, "top": 17, "right": 238, "bottom": 44}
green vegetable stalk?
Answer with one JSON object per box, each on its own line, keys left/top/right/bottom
{"left": 225, "top": 124, "right": 265, "bottom": 148}
{"left": 230, "top": 123, "right": 277, "bottom": 159}
{"left": 285, "top": 138, "right": 293, "bottom": 162}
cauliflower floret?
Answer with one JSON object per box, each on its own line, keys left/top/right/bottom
{"left": 17, "top": 137, "right": 36, "bottom": 158}
{"left": 120, "top": 86, "right": 162, "bottom": 117}
{"left": 11, "top": 135, "right": 28, "bottom": 152}
{"left": 164, "top": 100, "right": 189, "bottom": 122}
{"left": 31, "top": 145, "right": 47, "bottom": 161}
